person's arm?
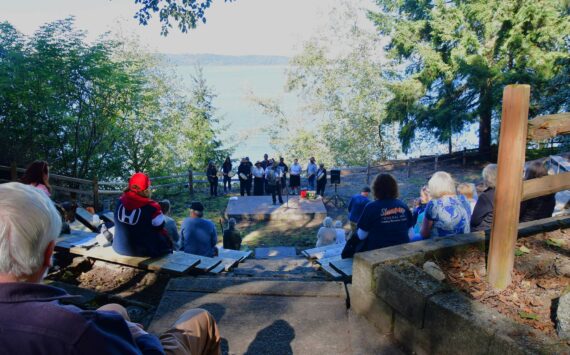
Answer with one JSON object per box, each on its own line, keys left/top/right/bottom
{"left": 347, "top": 197, "right": 354, "bottom": 213}
{"left": 357, "top": 228, "right": 369, "bottom": 240}
{"left": 420, "top": 202, "right": 434, "bottom": 238}
{"left": 470, "top": 193, "right": 490, "bottom": 228}
{"left": 355, "top": 205, "right": 372, "bottom": 240}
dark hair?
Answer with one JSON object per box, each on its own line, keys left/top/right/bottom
{"left": 372, "top": 174, "right": 399, "bottom": 200}
{"left": 361, "top": 186, "right": 371, "bottom": 193}
{"left": 524, "top": 161, "right": 548, "bottom": 180}
{"left": 21, "top": 160, "right": 51, "bottom": 193}
{"left": 158, "top": 200, "right": 171, "bottom": 214}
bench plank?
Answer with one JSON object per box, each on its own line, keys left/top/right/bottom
{"left": 329, "top": 258, "right": 353, "bottom": 277}
{"left": 319, "top": 263, "right": 342, "bottom": 279}
{"left": 209, "top": 258, "right": 240, "bottom": 273}
{"left": 192, "top": 256, "right": 222, "bottom": 272}
{"left": 302, "top": 244, "right": 344, "bottom": 260}
{"left": 217, "top": 249, "right": 252, "bottom": 262}
{"left": 75, "top": 207, "right": 99, "bottom": 232}
{"left": 56, "top": 230, "right": 98, "bottom": 250}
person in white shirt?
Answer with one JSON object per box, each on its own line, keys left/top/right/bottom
{"left": 334, "top": 220, "right": 346, "bottom": 245}
{"left": 306, "top": 157, "right": 318, "bottom": 190}
{"left": 289, "top": 159, "right": 302, "bottom": 195}
{"left": 316, "top": 217, "right": 337, "bottom": 247}
{"left": 252, "top": 161, "right": 265, "bottom": 196}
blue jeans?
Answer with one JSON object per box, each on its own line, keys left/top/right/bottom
{"left": 308, "top": 175, "right": 315, "bottom": 190}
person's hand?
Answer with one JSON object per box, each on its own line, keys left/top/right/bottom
{"left": 126, "top": 320, "right": 148, "bottom": 339}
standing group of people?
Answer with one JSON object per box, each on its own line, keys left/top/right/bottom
{"left": 207, "top": 154, "right": 329, "bottom": 199}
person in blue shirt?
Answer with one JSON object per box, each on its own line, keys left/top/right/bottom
{"left": 347, "top": 187, "right": 371, "bottom": 235}
{"left": 351, "top": 174, "right": 413, "bottom": 254}
{"left": 180, "top": 202, "right": 218, "bottom": 257}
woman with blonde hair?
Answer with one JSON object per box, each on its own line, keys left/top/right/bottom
{"left": 421, "top": 171, "right": 470, "bottom": 238}
{"left": 316, "top": 217, "right": 337, "bottom": 247}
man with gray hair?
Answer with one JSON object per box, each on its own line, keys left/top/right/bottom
{"left": 180, "top": 202, "right": 218, "bottom": 257}
{"left": 471, "top": 164, "right": 497, "bottom": 232}
{"left": 0, "top": 183, "right": 221, "bottom": 354}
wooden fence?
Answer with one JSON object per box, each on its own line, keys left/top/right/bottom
{"left": 487, "top": 85, "right": 570, "bottom": 290}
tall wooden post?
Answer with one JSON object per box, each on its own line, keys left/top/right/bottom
{"left": 487, "top": 85, "right": 530, "bottom": 290}
{"left": 407, "top": 158, "right": 412, "bottom": 178}
{"left": 92, "top": 176, "right": 99, "bottom": 212}
{"left": 10, "top": 161, "right": 17, "bottom": 181}
{"left": 366, "top": 162, "right": 371, "bottom": 184}
{"left": 434, "top": 154, "right": 439, "bottom": 171}
{"left": 188, "top": 169, "right": 194, "bottom": 194}
{"left": 462, "top": 147, "right": 467, "bottom": 167}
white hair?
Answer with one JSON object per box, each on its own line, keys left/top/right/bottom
{"left": 334, "top": 221, "right": 342, "bottom": 228}
{"left": 428, "top": 171, "right": 456, "bottom": 199}
{"left": 482, "top": 164, "right": 497, "bottom": 188}
{"left": 323, "top": 217, "right": 333, "bottom": 228}
{"left": 0, "top": 183, "right": 61, "bottom": 278}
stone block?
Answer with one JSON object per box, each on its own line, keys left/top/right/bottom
{"left": 352, "top": 254, "right": 374, "bottom": 292}
{"left": 350, "top": 286, "right": 394, "bottom": 334}
{"left": 393, "top": 312, "right": 431, "bottom": 355}
{"left": 374, "top": 262, "right": 449, "bottom": 328}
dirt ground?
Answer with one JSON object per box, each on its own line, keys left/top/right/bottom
{"left": 438, "top": 228, "right": 570, "bottom": 337}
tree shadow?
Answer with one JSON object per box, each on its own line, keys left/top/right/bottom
{"left": 244, "top": 319, "right": 295, "bottom": 355}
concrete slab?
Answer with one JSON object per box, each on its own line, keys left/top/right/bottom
{"left": 230, "top": 258, "right": 324, "bottom": 279}
{"left": 255, "top": 246, "right": 297, "bottom": 259}
{"left": 225, "top": 196, "right": 327, "bottom": 223}
{"left": 149, "top": 286, "right": 349, "bottom": 354}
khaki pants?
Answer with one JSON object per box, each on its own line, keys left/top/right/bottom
{"left": 99, "top": 304, "right": 221, "bottom": 355}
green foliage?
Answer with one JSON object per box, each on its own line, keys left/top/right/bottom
{"left": 0, "top": 18, "right": 231, "bottom": 179}
{"left": 371, "top": 0, "right": 570, "bottom": 153}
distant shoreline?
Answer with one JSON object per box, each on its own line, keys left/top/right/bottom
{"left": 157, "top": 53, "right": 290, "bottom": 66}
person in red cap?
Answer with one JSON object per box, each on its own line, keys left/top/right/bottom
{"left": 112, "top": 172, "right": 172, "bottom": 257}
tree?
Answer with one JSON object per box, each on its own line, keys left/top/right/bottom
{"left": 133, "top": 0, "right": 235, "bottom": 36}
{"left": 370, "top": 0, "right": 570, "bottom": 154}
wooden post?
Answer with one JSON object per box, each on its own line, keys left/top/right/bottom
{"left": 462, "top": 147, "right": 467, "bottom": 167}
{"left": 188, "top": 169, "right": 194, "bottom": 194}
{"left": 434, "top": 154, "right": 439, "bottom": 171}
{"left": 407, "top": 158, "right": 411, "bottom": 178}
{"left": 10, "top": 161, "right": 17, "bottom": 181}
{"left": 366, "top": 162, "right": 371, "bottom": 185}
{"left": 92, "top": 176, "right": 99, "bottom": 212}
{"left": 487, "top": 85, "right": 530, "bottom": 290}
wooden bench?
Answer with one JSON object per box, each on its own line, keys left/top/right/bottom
{"left": 74, "top": 207, "right": 99, "bottom": 232}
{"left": 302, "top": 244, "right": 344, "bottom": 260}
{"left": 316, "top": 255, "right": 353, "bottom": 278}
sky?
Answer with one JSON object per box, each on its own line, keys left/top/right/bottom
{"left": 0, "top": 0, "right": 376, "bottom": 56}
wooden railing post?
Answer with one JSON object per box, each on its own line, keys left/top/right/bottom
{"left": 487, "top": 84, "right": 530, "bottom": 290}
{"left": 462, "top": 147, "right": 467, "bottom": 167}
{"left": 407, "top": 158, "right": 412, "bottom": 178}
{"left": 434, "top": 154, "right": 439, "bottom": 171}
{"left": 93, "top": 176, "right": 99, "bottom": 212}
{"left": 188, "top": 169, "right": 194, "bottom": 194}
{"left": 10, "top": 161, "right": 17, "bottom": 181}
{"left": 366, "top": 162, "right": 371, "bottom": 184}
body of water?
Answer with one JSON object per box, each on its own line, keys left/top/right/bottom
{"left": 174, "top": 64, "right": 299, "bottom": 161}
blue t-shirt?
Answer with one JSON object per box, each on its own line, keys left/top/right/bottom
{"left": 357, "top": 198, "right": 413, "bottom": 252}
{"left": 348, "top": 194, "right": 370, "bottom": 223}
{"left": 425, "top": 195, "right": 471, "bottom": 237}
{"left": 180, "top": 217, "right": 218, "bottom": 257}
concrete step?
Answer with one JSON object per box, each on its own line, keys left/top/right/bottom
{"left": 231, "top": 256, "right": 325, "bottom": 279}
{"left": 149, "top": 277, "right": 403, "bottom": 354}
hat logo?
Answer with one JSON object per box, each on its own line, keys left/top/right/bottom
{"left": 117, "top": 206, "right": 142, "bottom": 225}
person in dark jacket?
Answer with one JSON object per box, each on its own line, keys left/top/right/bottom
{"left": 519, "top": 161, "right": 556, "bottom": 222}
{"left": 316, "top": 163, "right": 327, "bottom": 196}
{"left": 347, "top": 186, "right": 371, "bottom": 234}
{"left": 471, "top": 164, "right": 497, "bottom": 232}
{"left": 237, "top": 158, "right": 252, "bottom": 196}
{"left": 222, "top": 156, "right": 233, "bottom": 193}
{"left": 0, "top": 182, "right": 221, "bottom": 355}
{"left": 223, "top": 218, "right": 242, "bottom": 250}
{"left": 207, "top": 161, "right": 219, "bottom": 197}
{"left": 113, "top": 172, "right": 172, "bottom": 257}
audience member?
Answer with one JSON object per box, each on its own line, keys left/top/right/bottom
{"left": 343, "top": 174, "right": 412, "bottom": 257}
{"left": 457, "top": 182, "right": 477, "bottom": 212}
{"left": 21, "top": 160, "right": 51, "bottom": 197}
{"left": 113, "top": 173, "right": 172, "bottom": 257}
{"left": 421, "top": 171, "right": 470, "bottom": 238}
{"left": 411, "top": 186, "right": 431, "bottom": 241}
{"left": 519, "top": 161, "right": 556, "bottom": 222}
{"left": 223, "top": 218, "right": 242, "bottom": 251}
{"left": 334, "top": 220, "right": 346, "bottom": 245}
{"left": 159, "top": 199, "right": 180, "bottom": 250}
{"left": 470, "top": 164, "right": 497, "bottom": 232}
{"left": 347, "top": 187, "right": 371, "bottom": 234}
{"left": 316, "top": 217, "right": 337, "bottom": 247}
{"left": 180, "top": 202, "right": 218, "bottom": 257}
{"left": 0, "top": 182, "right": 221, "bottom": 354}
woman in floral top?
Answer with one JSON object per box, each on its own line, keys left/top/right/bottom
{"left": 421, "top": 171, "right": 471, "bottom": 238}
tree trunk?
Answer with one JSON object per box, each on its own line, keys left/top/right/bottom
{"left": 478, "top": 84, "right": 493, "bottom": 155}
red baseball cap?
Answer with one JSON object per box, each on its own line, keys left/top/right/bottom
{"left": 129, "top": 172, "right": 150, "bottom": 192}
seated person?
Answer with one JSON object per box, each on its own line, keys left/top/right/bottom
{"left": 316, "top": 217, "right": 337, "bottom": 247}
{"left": 0, "top": 182, "right": 221, "bottom": 355}
{"left": 343, "top": 174, "right": 412, "bottom": 258}
{"left": 457, "top": 182, "right": 477, "bottom": 212}
{"left": 334, "top": 220, "right": 346, "bottom": 245}
{"left": 471, "top": 164, "right": 497, "bottom": 232}
{"left": 421, "top": 171, "right": 471, "bottom": 238}
{"left": 21, "top": 160, "right": 52, "bottom": 197}
{"left": 223, "top": 218, "right": 242, "bottom": 251}
{"left": 113, "top": 173, "right": 172, "bottom": 257}
{"left": 519, "top": 161, "right": 556, "bottom": 222}
{"left": 412, "top": 186, "right": 430, "bottom": 226}
{"left": 347, "top": 187, "right": 371, "bottom": 235}
{"left": 159, "top": 199, "right": 180, "bottom": 250}
{"left": 180, "top": 202, "right": 218, "bottom": 257}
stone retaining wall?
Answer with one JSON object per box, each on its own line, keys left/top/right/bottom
{"left": 351, "top": 216, "right": 570, "bottom": 355}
